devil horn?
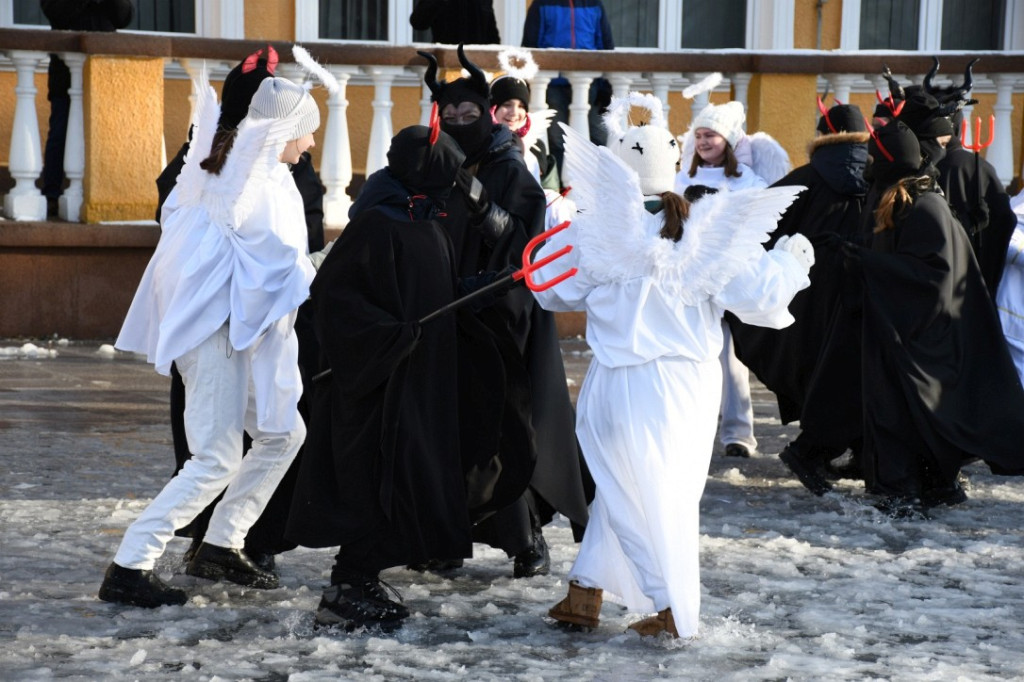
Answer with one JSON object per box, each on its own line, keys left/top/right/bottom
{"left": 923, "top": 56, "right": 940, "bottom": 94}
{"left": 457, "top": 44, "right": 488, "bottom": 94}
{"left": 417, "top": 50, "right": 442, "bottom": 98}
{"left": 959, "top": 57, "right": 980, "bottom": 97}
{"left": 882, "top": 64, "right": 904, "bottom": 102}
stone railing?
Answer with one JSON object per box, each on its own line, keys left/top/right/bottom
{"left": 3, "top": 26, "right": 1024, "bottom": 228}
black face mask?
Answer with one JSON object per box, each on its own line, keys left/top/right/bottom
{"left": 918, "top": 138, "right": 947, "bottom": 166}
{"left": 441, "top": 114, "right": 494, "bottom": 165}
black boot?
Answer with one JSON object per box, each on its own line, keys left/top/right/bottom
{"left": 98, "top": 563, "right": 188, "bottom": 608}
{"left": 315, "top": 574, "right": 409, "bottom": 632}
{"left": 186, "top": 543, "right": 279, "bottom": 589}
{"left": 779, "top": 443, "right": 833, "bottom": 496}
{"left": 513, "top": 530, "right": 551, "bottom": 578}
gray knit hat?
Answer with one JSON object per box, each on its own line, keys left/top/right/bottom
{"left": 247, "top": 76, "right": 320, "bottom": 139}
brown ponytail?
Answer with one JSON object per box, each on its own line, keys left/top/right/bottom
{"left": 199, "top": 128, "right": 239, "bottom": 175}
{"left": 659, "top": 191, "right": 689, "bottom": 242}
{"left": 873, "top": 175, "right": 932, "bottom": 233}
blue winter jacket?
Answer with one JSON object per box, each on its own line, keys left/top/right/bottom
{"left": 521, "top": 0, "right": 615, "bottom": 51}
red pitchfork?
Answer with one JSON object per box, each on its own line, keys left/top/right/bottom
{"left": 418, "top": 220, "right": 577, "bottom": 324}
{"left": 312, "top": 221, "right": 576, "bottom": 383}
{"left": 960, "top": 114, "right": 995, "bottom": 152}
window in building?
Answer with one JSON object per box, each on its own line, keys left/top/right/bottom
{"left": 682, "top": 0, "right": 747, "bottom": 49}
{"left": 942, "top": 0, "right": 1005, "bottom": 49}
{"left": 126, "top": 1, "right": 195, "bottom": 33}
{"left": 319, "top": 0, "right": 388, "bottom": 41}
{"left": 12, "top": 0, "right": 46, "bottom": 25}
{"left": 603, "top": 0, "right": 659, "bottom": 48}
{"left": 859, "top": 0, "right": 919, "bottom": 49}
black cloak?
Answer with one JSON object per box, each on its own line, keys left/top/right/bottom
{"left": 937, "top": 138, "right": 1016, "bottom": 299}
{"left": 285, "top": 190, "right": 473, "bottom": 569}
{"left": 443, "top": 124, "right": 592, "bottom": 551}
{"left": 858, "top": 189, "right": 1024, "bottom": 496}
{"left": 730, "top": 133, "right": 869, "bottom": 444}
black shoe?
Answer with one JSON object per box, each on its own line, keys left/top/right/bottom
{"left": 98, "top": 562, "right": 188, "bottom": 608}
{"left": 922, "top": 481, "right": 968, "bottom": 508}
{"left": 246, "top": 550, "right": 276, "bottom": 573}
{"left": 779, "top": 444, "right": 833, "bottom": 496}
{"left": 874, "top": 495, "right": 931, "bottom": 520}
{"left": 513, "top": 531, "right": 551, "bottom": 578}
{"left": 406, "top": 558, "right": 464, "bottom": 573}
{"left": 824, "top": 457, "right": 864, "bottom": 481}
{"left": 186, "top": 543, "right": 279, "bottom": 589}
{"left": 724, "top": 443, "right": 750, "bottom": 458}
{"left": 315, "top": 577, "right": 409, "bottom": 632}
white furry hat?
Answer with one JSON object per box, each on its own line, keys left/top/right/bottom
{"left": 691, "top": 100, "right": 746, "bottom": 148}
{"left": 247, "top": 76, "right": 320, "bottom": 140}
{"left": 616, "top": 124, "right": 680, "bottom": 196}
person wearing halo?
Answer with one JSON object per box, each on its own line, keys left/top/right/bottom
{"left": 98, "top": 47, "right": 333, "bottom": 608}
{"left": 532, "top": 93, "right": 813, "bottom": 638}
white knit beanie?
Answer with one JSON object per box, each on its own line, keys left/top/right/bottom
{"left": 615, "top": 124, "right": 680, "bottom": 196}
{"left": 247, "top": 76, "right": 320, "bottom": 139}
{"left": 691, "top": 101, "right": 746, "bottom": 148}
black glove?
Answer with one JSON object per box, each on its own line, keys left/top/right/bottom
{"left": 455, "top": 167, "right": 489, "bottom": 218}
{"left": 458, "top": 265, "right": 521, "bottom": 311}
{"left": 811, "top": 231, "right": 845, "bottom": 251}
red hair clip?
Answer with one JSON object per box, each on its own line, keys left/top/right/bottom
{"left": 865, "top": 118, "right": 894, "bottom": 162}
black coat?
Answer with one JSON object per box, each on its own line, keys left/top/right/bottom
{"left": 409, "top": 0, "right": 501, "bottom": 44}
{"left": 286, "top": 198, "right": 473, "bottom": 569}
{"left": 858, "top": 188, "right": 1024, "bottom": 496}
{"left": 443, "top": 126, "right": 591, "bottom": 548}
{"left": 730, "top": 134, "right": 868, "bottom": 455}
{"left": 937, "top": 140, "right": 1016, "bottom": 299}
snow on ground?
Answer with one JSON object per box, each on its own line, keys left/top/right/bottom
{"left": 1, "top": 341, "right": 1023, "bottom": 681}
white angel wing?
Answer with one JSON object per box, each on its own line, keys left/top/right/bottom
{"left": 205, "top": 113, "right": 295, "bottom": 229}
{"left": 173, "top": 66, "right": 220, "bottom": 208}
{"left": 748, "top": 131, "right": 791, "bottom": 185}
{"left": 522, "top": 108, "right": 557, "bottom": 156}
{"left": 657, "top": 185, "right": 805, "bottom": 305}
{"left": 558, "top": 122, "right": 651, "bottom": 283}
{"left": 678, "top": 129, "right": 695, "bottom": 171}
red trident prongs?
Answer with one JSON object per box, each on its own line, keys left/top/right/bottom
{"left": 875, "top": 90, "right": 905, "bottom": 118}
{"left": 517, "top": 220, "right": 578, "bottom": 292}
{"left": 960, "top": 114, "right": 995, "bottom": 152}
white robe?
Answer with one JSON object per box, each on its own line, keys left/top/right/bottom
{"left": 996, "top": 219, "right": 1024, "bottom": 387}
{"left": 116, "top": 158, "right": 314, "bottom": 434}
{"left": 533, "top": 209, "right": 808, "bottom": 637}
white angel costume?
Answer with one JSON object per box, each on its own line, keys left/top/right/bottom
{"left": 111, "top": 72, "right": 316, "bottom": 570}
{"left": 533, "top": 124, "right": 810, "bottom": 637}
{"left": 996, "top": 193, "right": 1024, "bottom": 386}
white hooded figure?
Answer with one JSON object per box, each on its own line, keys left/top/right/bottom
{"left": 532, "top": 93, "right": 813, "bottom": 639}
{"left": 996, "top": 190, "right": 1024, "bottom": 386}
{"left": 100, "top": 48, "right": 336, "bottom": 609}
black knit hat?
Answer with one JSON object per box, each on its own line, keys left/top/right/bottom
{"left": 220, "top": 46, "right": 278, "bottom": 130}
{"left": 817, "top": 103, "right": 868, "bottom": 134}
{"left": 387, "top": 125, "right": 466, "bottom": 204}
{"left": 896, "top": 90, "right": 954, "bottom": 139}
{"left": 868, "top": 121, "right": 923, "bottom": 186}
{"left": 490, "top": 76, "right": 530, "bottom": 111}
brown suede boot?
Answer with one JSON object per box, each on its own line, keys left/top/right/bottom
{"left": 627, "top": 607, "right": 679, "bottom": 638}
{"left": 548, "top": 581, "right": 603, "bottom": 629}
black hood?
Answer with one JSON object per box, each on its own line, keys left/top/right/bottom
{"left": 810, "top": 136, "right": 870, "bottom": 196}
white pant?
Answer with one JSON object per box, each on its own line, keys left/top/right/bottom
{"left": 114, "top": 326, "right": 305, "bottom": 570}
{"left": 718, "top": 321, "right": 757, "bottom": 452}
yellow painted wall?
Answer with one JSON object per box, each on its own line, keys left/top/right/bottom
{"left": 82, "top": 56, "right": 164, "bottom": 222}
{"left": 244, "top": 0, "right": 296, "bottom": 41}
{"left": 795, "top": 0, "right": 844, "bottom": 50}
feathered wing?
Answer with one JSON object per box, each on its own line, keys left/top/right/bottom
{"left": 174, "top": 66, "right": 221, "bottom": 208}
{"left": 558, "top": 123, "right": 652, "bottom": 283}
{"left": 659, "top": 185, "right": 805, "bottom": 305}
{"left": 678, "top": 129, "right": 694, "bottom": 171}
{"left": 205, "top": 114, "right": 295, "bottom": 229}
{"left": 748, "top": 131, "right": 791, "bottom": 185}
{"left": 522, "top": 108, "right": 556, "bottom": 156}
